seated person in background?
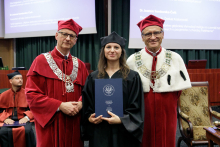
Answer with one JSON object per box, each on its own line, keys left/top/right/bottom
{"left": 0, "top": 71, "right": 36, "bottom": 147}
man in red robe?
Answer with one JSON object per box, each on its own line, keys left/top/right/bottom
{"left": 127, "top": 15, "right": 191, "bottom": 147}
{"left": 25, "top": 19, "right": 89, "bottom": 147}
{"left": 0, "top": 71, "right": 35, "bottom": 147}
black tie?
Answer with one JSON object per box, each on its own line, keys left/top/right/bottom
{"left": 64, "top": 56, "right": 68, "bottom": 60}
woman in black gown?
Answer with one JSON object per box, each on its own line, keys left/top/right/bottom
{"left": 81, "top": 31, "right": 144, "bottom": 147}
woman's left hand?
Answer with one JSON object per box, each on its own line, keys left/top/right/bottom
{"left": 101, "top": 111, "right": 122, "bottom": 124}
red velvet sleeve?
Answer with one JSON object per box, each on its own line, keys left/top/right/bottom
{"left": 0, "top": 110, "right": 10, "bottom": 123}
{"left": 78, "top": 96, "right": 82, "bottom": 101}
{"left": 0, "top": 93, "right": 11, "bottom": 123}
{"left": 25, "top": 75, "right": 62, "bottom": 128}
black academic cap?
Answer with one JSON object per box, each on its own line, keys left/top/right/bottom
{"left": 7, "top": 70, "right": 21, "bottom": 79}
{"left": 100, "top": 31, "right": 126, "bottom": 48}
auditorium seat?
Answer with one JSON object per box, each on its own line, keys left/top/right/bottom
{"left": 0, "top": 88, "right": 9, "bottom": 94}
{"left": 177, "top": 81, "right": 220, "bottom": 147}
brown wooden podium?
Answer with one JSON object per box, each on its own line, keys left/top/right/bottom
{"left": 1, "top": 69, "right": 220, "bottom": 106}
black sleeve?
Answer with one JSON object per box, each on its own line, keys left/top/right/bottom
{"left": 0, "top": 108, "right": 5, "bottom": 113}
{"left": 81, "top": 74, "right": 95, "bottom": 140}
{"left": 120, "top": 72, "right": 145, "bottom": 143}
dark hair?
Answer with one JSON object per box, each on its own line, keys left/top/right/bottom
{"left": 97, "top": 46, "right": 130, "bottom": 79}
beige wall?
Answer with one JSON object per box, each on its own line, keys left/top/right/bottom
{"left": 0, "top": 39, "right": 14, "bottom": 69}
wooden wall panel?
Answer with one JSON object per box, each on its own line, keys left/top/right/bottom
{"left": 215, "top": 73, "right": 220, "bottom": 104}
{"left": 0, "top": 39, "right": 14, "bottom": 69}
{"left": 0, "top": 69, "right": 92, "bottom": 90}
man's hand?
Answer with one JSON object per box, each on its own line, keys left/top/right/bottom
{"left": 59, "top": 102, "right": 79, "bottom": 116}
{"left": 88, "top": 113, "right": 103, "bottom": 124}
{"left": 77, "top": 101, "right": 82, "bottom": 111}
{"left": 4, "top": 118, "right": 14, "bottom": 124}
{"left": 19, "top": 117, "right": 29, "bottom": 124}
{"left": 101, "top": 111, "right": 122, "bottom": 124}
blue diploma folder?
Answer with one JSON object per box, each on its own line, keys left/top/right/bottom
{"left": 95, "top": 78, "right": 123, "bottom": 118}
{"left": 3, "top": 121, "right": 26, "bottom": 127}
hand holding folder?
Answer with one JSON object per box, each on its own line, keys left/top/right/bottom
{"left": 101, "top": 111, "right": 122, "bottom": 124}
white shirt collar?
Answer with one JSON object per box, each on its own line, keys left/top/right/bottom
{"left": 56, "top": 46, "right": 69, "bottom": 57}
{"left": 147, "top": 48, "right": 160, "bottom": 54}
{"left": 146, "top": 47, "right": 161, "bottom": 56}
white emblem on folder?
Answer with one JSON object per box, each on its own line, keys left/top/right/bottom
{"left": 103, "top": 84, "right": 115, "bottom": 96}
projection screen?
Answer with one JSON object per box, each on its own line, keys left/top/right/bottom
{"left": 4, "top": 0, "right": 96, "bottom": 38}
{"left": 129, "top": 0, "right": 220, "bottom": 49}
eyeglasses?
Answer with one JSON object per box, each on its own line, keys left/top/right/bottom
{"left": 58, "top": 31, "right": 77, "bottom": 40}
{"left": 142, "top": 30, "right": 163, "bottom": 38}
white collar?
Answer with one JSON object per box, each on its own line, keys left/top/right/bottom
{"left": 146, "top": 48, "right": 160, "bottom": 54}
{"left": 56, "top": 46, "right": 70, "bottom": 57}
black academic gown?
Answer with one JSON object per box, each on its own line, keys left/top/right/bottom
{"left": 81, "top": 70, "right": 144, "bottom": 147}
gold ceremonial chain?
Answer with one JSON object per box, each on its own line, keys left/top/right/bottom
{"left": 43, "top": 53, "right": 78, "bottom": 92}
{"left": 151, "top": 71, "right": 160, "bottom": 80}
{"left": 135, "top": 50, "right": 172, "bottom": 81}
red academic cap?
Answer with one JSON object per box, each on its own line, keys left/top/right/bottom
{"left": 58, "top": 19, "right": 82, "bottom": 36}
{"left": 137, "top": 14, "right": 165, "bottom": 32}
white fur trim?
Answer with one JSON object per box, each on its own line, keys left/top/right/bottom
{"left": 127, "top": 48, "right": 191, "bottom": 92}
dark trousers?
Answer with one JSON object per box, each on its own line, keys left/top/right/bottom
{"left": 0, "top": 122, "right": 36, "bottom": 147}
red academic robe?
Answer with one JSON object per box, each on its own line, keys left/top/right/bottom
{"left": 141, "top": 90, "right": 180, "bottom": 147}
{"left": 25, "top": 48, "right": 88, "bottom": 147}
{"left": 141, "top": 48, "right": 181, "bottom": 147}
{"left": 0, "top": 88, "right": 34, "bottom": 147}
